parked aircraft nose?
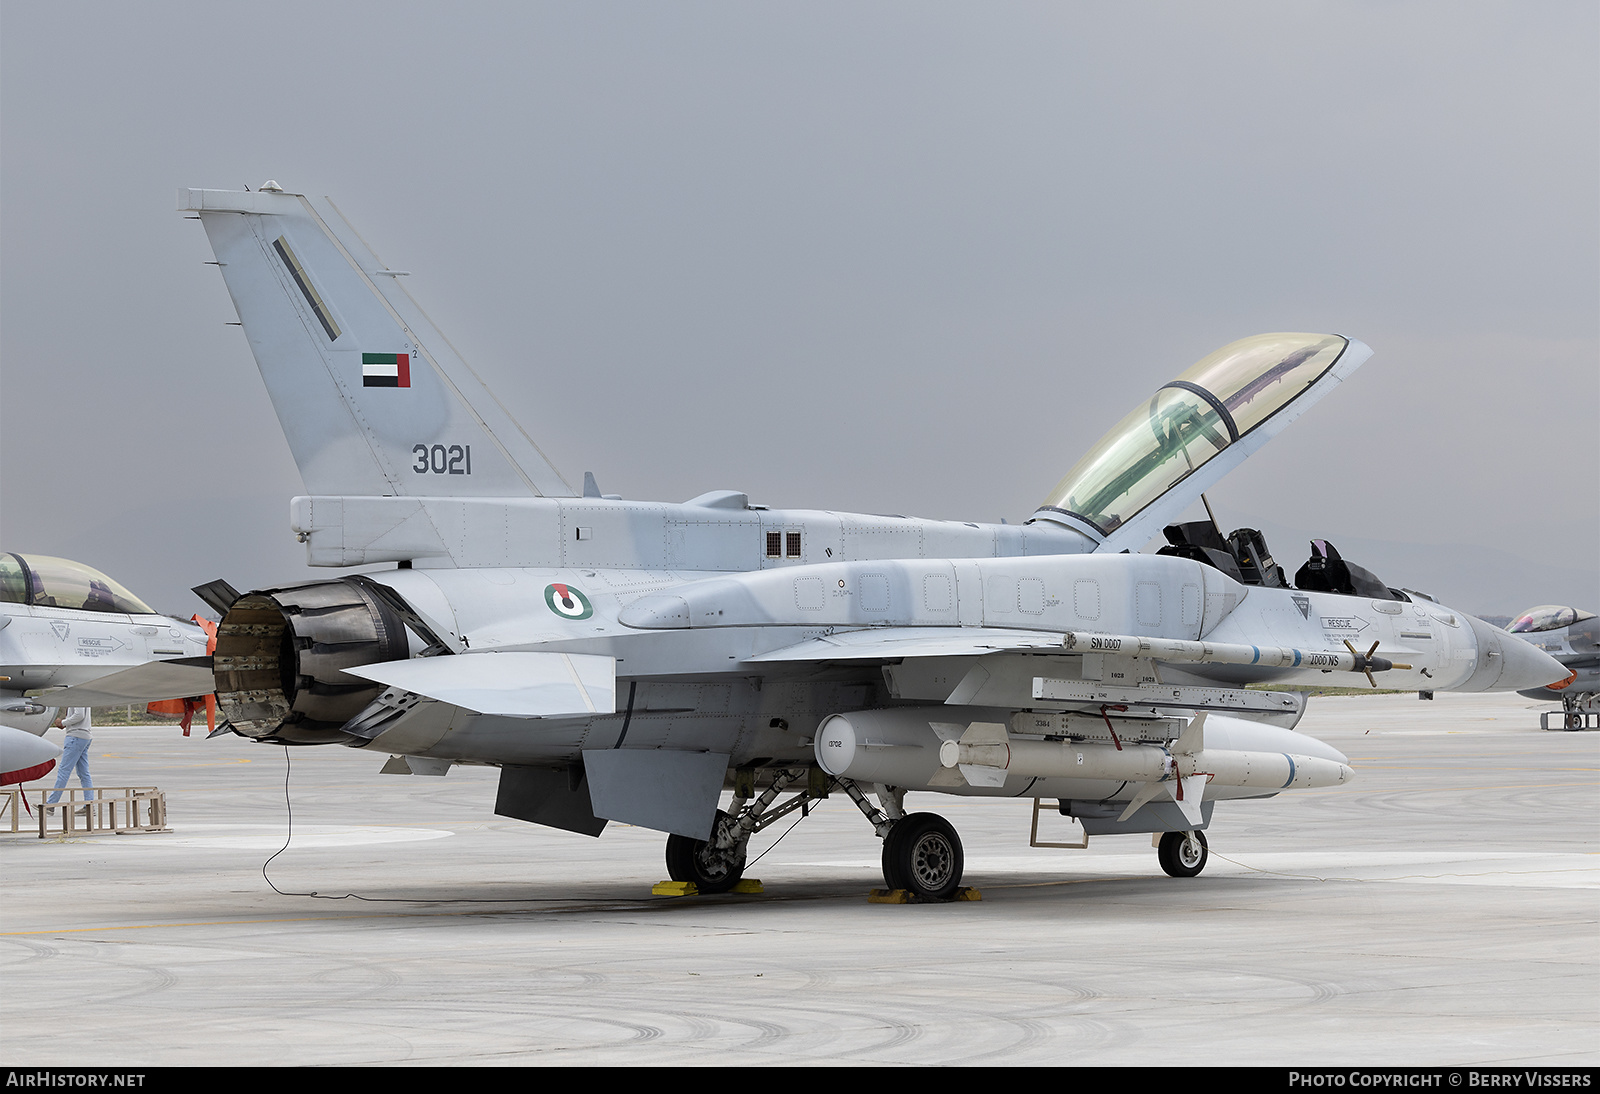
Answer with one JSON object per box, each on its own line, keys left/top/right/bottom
{"left": 1458, "top": 614, "right": 1571, "bottom": 692}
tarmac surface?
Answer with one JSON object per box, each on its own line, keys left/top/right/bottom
{"left": 2, "top": 691, "right": 1595, "bottom": 1066}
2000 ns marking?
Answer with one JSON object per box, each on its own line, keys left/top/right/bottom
{"left": 413, "top": 444, "right": 472, "bottom": 474}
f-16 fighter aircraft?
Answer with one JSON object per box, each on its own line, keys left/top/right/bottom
{"left": 179, "top": 183, "right": 1567, "bottom": 899}
{"left": 0, "top": 553, "right": 213, "bottom": 736}
{"left": 1506, "top": 605, "right": 1599, "bottom": 730}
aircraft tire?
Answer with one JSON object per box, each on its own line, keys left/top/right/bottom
{"left": 883, "top": 813, "right": 963, "bottom": 901}
{"left": 880, "top": 823, "right": 908, "bottom": 892}
{"left": 1158, "top": 830, "right": 1209, "bottom": 878}
{"left": 663, "top": 812, "right": 746, "bottom": 894}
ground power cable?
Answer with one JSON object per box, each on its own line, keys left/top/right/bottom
{"left": 261, "top": 745, "right": 795, "bottom": 904}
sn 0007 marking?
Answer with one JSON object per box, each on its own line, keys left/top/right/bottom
{"left": 412, "top": 444, "right": 472, "bottom": 474}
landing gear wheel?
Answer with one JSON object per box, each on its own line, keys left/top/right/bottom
{"left": 1157, "top": 830, "right": 1209, "bottom": 878}
{"left": 880, "top": 823, "right": 908, "bottom": 892}
{"left": 1566, "top": 710, "right": 1584, "bottom": 731}
{"left": 882, "top": 812, "right": 964, "bottom": 900}
{"left": 664, "top": 812, "right": 747, "bottom": 894}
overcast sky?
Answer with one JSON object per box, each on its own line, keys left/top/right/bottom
{"left": 2, "top": 1, "right": 1595, "bottom": 618}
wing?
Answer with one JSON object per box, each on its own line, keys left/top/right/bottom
{"left": 39, "top": 657, "right": 215, "bottom": 706}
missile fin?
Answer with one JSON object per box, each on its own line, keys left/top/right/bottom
{"left": 1172, "top": 711, "right": 1207, "bottom": 755}
{"left": 1172, "top": 774, "right": 1207, "bottom": 826}
{"left": 958, "top": 763, "right": 1008, "bottom": 788}
{"left": 1118, "top": 780, "right": 1165, "bottom": 822}
{"left": 959, "top": 721, "right": 1009, "bottom": 746}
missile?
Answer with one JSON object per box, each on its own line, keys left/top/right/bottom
{"left": 937, "top": 720, "right": 1353, "bottom": 792}
{"left": 814, "top": 707, "right": 1354, "bottom": 819}
{"left": 1059, "top": 630, "right": 1409, "bottom": 683}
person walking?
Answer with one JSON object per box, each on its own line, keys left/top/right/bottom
{"left": 46, "top": 707, "right": 94, "bottom": 812}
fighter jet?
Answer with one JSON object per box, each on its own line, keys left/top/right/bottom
{"left": 0, "top": 552, "right": 214, "bottom": 736}
{"left": 1506, "top": 605, "right": 1598, "bottom": 730}
{"left": 178, "top": 183, "right": 1567, "bottom": 899}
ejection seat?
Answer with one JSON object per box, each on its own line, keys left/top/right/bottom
{"left": 1293, "top": 539, "right": 1398, "bottom": 600}
{"left": 1157, "top": 521, "right": 1288, "bottom": 588}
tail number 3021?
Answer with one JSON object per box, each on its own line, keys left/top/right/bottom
{"left": 413, "top": 444, "right": 472, "bottom": 475}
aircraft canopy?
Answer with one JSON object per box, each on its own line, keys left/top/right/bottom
{"left": 0, "top": 553, "right": 156, "bottom": 615}
{"left": 1038, "top": 333, "right": 1349, "bottom": 535}
{"left": 1508, "top": 605, "right": 1596, "bottom": 634}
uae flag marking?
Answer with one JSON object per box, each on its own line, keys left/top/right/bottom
{"left": 362, "top": 352, "right": 411, "bottom": 388}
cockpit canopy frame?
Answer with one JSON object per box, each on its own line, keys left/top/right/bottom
{"left": 0, "top": 552, "right": 156, "bottom": 615}
{"left": 1035, "top": 333, "right": 1361, "bottom": 553}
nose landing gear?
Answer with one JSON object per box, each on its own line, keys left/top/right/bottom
{"left": 1157, "top": 829, "right": 1209, "bottom": 877}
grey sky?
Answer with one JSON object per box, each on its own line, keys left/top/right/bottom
{"left": 2, "top": 1, "right": 1595, "bottom": 618}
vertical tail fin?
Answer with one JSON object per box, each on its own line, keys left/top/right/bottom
{"left": 180, "top": 185, "right": 574, "bottom": 498}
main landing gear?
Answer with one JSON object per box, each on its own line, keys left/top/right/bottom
{"left": 662, "top": 768, "right": 817, "bottom": 894}
{"left": 660, "top": 772, "right": 972, "bottom": 901}
{"left": 836, "top": 778, "right": 968, "bottom": 901}
{"left": 664, "top": 810, "right": 748, "bottom": 894}
{"left": 1157, "top": 830, "right": 1209, "bottom": 877}
{"left": 881, "top": 813, "right": 965, "bottom": 901}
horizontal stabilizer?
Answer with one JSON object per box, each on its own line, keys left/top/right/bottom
{"left": 345, "top": 653, "right": 615, "bottom": 718}
{"left": 41, "top": 657, "right": 214, "bottom": 706}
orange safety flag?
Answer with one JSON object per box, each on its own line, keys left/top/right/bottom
{"left": 145, "top": 615, "right": 219, "bottom": 736}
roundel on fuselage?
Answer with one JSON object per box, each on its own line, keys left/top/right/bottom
{"left": 545, "top": 583, "right": 594, "bottom": 620}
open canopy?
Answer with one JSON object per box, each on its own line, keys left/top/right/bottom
{"left": 1037, "top": 333, "right": 1351, "bottom": 538}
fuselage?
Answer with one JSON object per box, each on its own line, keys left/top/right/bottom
{"left": 0, "top": 604, "right": 207, "bottom": 734}
{"left": 224, "top": 543, "right": 1560, "bottom": 790}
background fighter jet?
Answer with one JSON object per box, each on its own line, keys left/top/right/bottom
{"left": 179, "top": 183, "right": 1566, "bottom": 900}
{"left": 0, "top": 552, "right": 214, "bottom": 736}
{"left": 1506, "top": 605, "right": 1599, "bottom": 730}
